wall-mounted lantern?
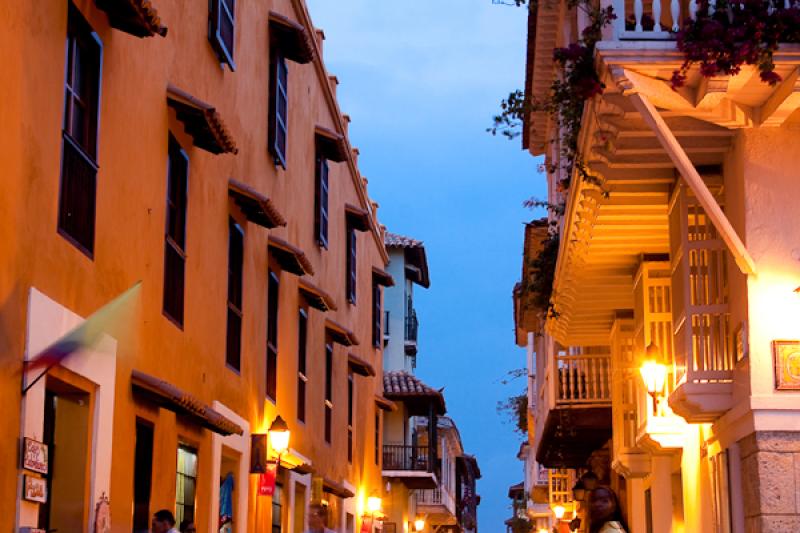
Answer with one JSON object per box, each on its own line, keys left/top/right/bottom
{"left": 413, "top": 518, "right": 425, "bottom": 532}
{"left": 640, "top": 343, "right": 668, "bottom": 415}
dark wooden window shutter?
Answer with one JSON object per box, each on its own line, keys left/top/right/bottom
{"left": 372, "top": 281, "right": 381, "bottom": 348}
{"left": 324, "top": 342, "right": 333, "bottom": 443}
{"left": 163, "top": 135, "right": 189, "bottom": 326}
{"left": 346, "top": 225, "right": 357, "bottom": 304}
{"left": 315, "top": 155, "right": 329, "bottom": 248}
{"left": 297, "top": 309, "right": 308, "bottom": 422}
{"left": 58, "top": 2, "right": 102, "bottom": 256}
{"left": 267, "top": 270, "right": 280, "bottom": 401}
{"left": 209, "top": 0, "right": 235, "bottom": 70}
{"left": 269, "top": 54, "right": 288, "bottom": 167}
{"left": 226, "top": 218, "right": 244, "bottom": 370}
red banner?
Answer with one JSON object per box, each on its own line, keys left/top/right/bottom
{"left": 258, "top": 462, "right": 278, "bottom": 496}
{"left": 360, "top": 516, "right": 373, "bottom": 533}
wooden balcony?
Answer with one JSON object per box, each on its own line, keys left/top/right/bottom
{"left": 417, "top": 488, "right": 457, "bottom": 524}
{"left": 535, "top": 348, "right": 613, "bottom": 468}
{"left": 382, "top": 444, "right": 437, "bottom": 489}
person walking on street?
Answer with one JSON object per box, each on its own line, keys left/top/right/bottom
{"left": 151, "top": 510, "right": 180, "bottom": 533}
{"left": 306, "top": 503, "right": 336, "bottom": 533}
{"left": 587, "top": 487, "right": 628, "bottom": 533}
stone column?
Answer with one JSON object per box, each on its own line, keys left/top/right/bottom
{"left": 650, "top": 455, "right": 673, "bottom": 533}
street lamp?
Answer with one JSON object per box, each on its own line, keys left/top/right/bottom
{"left": 553, "top": 505, "right": 566, "bottom": 521}
{"left": 268, "top": 415, "right": 291, "bottom": 458}
{"left": 414, "top": 518, "right": 425, "bottom": 532}
{"left": 640, "top": 342, "right": 668, "bottom": 415}
{"left": 366, "top": 496, "right": 382, "bottom": 515}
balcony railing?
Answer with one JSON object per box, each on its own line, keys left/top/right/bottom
{"left": 554, "top": 350, "right": 611, "bottom": 405}
{"left": 417, "top": 488, "right": 456, "bottom": 514}
{"left": 608, "top": 0, "right": 694, "bottom": 40}
{"left": 405, "top": 310, "right": 419, "bottom": 343}
{"left": 382, "top": 444, "right": 431, "bottom": 472}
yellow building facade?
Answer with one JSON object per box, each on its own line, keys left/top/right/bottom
{"left": 1, "top": 0, "right": 393, "bottom": 531}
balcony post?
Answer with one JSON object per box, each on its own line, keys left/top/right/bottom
{"left": 428, "top": 403, "right": 437, "bottom": 475}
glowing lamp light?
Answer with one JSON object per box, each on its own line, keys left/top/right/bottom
{"left": 553, "top": 505, "right": 566, "bottom": 520}
{"left": 640, "top": 343, "right": 668, "bottom": 415}
{"left": 367, "top": 496, "right": 382, "bottom": 514}
{"left": 538, "top": 529, "right": 550, "bottom": 533}
{"left": 268, "top": 415, "right": 290, "bottom": 456}
{"left": 414, "top": 518, "right": 425, "bottom": 532}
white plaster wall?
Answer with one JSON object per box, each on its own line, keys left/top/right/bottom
{"left": 208, "top": 402, "right": 251, "bottom": 533}
{"left": 738, "top": 128, "right": 800, "bottom": 400}
{"left": 18, "top": 287, "right": 117, "bottom": 530}
{"left": 384, "top": 249, "right": 409, "bottom": 372}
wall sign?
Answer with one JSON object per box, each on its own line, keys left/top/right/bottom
{"left": 258, "top": 462, "right": 278, "bottom": 496}
{"left": 23, "top": 475, "right": 47, "bottom": 503}
{"left": 22, "top": 437, "right": 48, "bottom": 474}
{"left": 773, "top": 340, "right": 800, "bottom": 390}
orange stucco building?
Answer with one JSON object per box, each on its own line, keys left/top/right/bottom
{"left": 0, "top": 1, "right": 393, "bottom": 531}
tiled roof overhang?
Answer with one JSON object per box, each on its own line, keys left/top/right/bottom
{"left": 325, "top": 318, "right": 360, "bottom": 346}
{"left": 167, "top": 85, "right": 238, "bottom": 155}
{"left": 298, "top": 278, "right": 337, "bottom": 312}
{"left": 345, "top": 204, "right": 371, "bottom": 232}
{"left": 372, "top": 267, "right": 395, "bottom": 287}
{"left": 268, "top": 236, "right": 314, "bottom": 276}
{"left": 315, "top": 126, "right": 349, "bottom": 163}
{"left": 322, "top": 478, "right": 355, "bottom": 499}
{"left": 384, "top": 232, "right": 430, "bottom": 288}
{"left": 229, "top": 179, "right": 286, "bottom": 229}
{"left": 95, "top": 0, "right": 167, "bottom": 38}
{"left": 348, "top": 353, "right": 376, "bottom": 377}
{"left": 269, "top": 11, "right": 314, "bottom": 64}
{"left": 131, "top": 370, "right": 244, "bottom": 436}
{"left": 383, "top": 370, "right": 446, "bottom": 416}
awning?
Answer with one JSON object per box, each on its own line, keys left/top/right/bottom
{"left": 325, "top": 318, "right": 359, "bottom": 347}
{"left": 166, "top": 85, "right": 238, "bottom": 155}
{"left": 375, "top": 395, "right": 398, "bottom": 412}
{"left": 95, "top": 0, "right": 167, "bottom": 38}
{"left": 323, "top": 477, "right": 355, "bottom": 499}
{"left": 131, "top": 370, "right": 243, "bottom": 436}
{"left": 298, "top": 278, "right": 337, "bottom": 312}
{"left": 315, "top": 126, "right": 348, "bottom": 163}
{"left": 345, "top": 204, "right": 371, "bottom": 232}
{"left": 269, "top": 11, "right": 314, "bottom": 64}
{"left": 348, "top": 353, "right": 376, "bottom": 377}
{"left": 229, "top": 179, "right": 286, "bottom": 229}
{"left": 383, "top": 370, "right": 446, "bottom": 416}
{"left": 372, "top": 267, "right": 394, "bottom": 287}
{"left": 268, "top": 236, "right": 314, "bottom": 276}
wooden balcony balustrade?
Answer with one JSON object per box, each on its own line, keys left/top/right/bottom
{"left": 554, "top": 350, "right": 611, "bottom": 406}
{"left": 382, "top": 444, "right": 432, "bottom": 472}
{"left": 417, "top": 487, "right": 457, "bottom": 515}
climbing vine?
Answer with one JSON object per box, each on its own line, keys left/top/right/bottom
{"left": 489, "top": 0, "right": 615, "bottom": 194}
{"left": 671, "top": 0, "right": 800, "bottom": 88}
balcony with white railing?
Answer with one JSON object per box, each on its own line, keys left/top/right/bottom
{"left": 416, "top": 487, "right": 457, "bottom": 518}
{"left": 534, "top": 345, "right": 613, "bottom": 468}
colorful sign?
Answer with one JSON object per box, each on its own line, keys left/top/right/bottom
{"left": 773, "top": 340, "right": 800, "bottom": 390}
{"left": 23, "top": 475, "right": 47, "bottom": 503}
{"left": 22, "top": 438, "right": 48, "bottom": 474}
{"left": 360, "top": 516, "right": 373, "bottom": 533}
{"left": 258, "top": 462, "right": 278, "bottom": 496}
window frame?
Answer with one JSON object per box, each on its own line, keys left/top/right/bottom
{"left": 315, "top": 153, "right": 329, "bottom": 248}
{"left": 208, "top": 0, "right": 236, "bottom": 71}
{"left": 267, "top": 269, "right": 280, "bottom": 401}
{"left": 226, "top": 218, "right": 244, "bottom": 371}
{"left": 347, "top": 371, "right": 354, "bottom": 463}
{"left": 162, "top": 134, "right": 189, "bottom": 327}
{"left": 176, "top": 444, "right": 199, "bottom": 526}
{"left": 297, "top": 308, "right": 308, "bottom": 423}
{"left": 346, "top": 224, "right": 357, "bottom": 304}
{"left": 269, "top": 52, "right": 289, "bottom": 168}
{"left": 324, "top": 341, "right": 333, "bottom": 444}
{"left": 372, "top": 280, "right": 382, "bottom": 348}
{"left": 58, "top": 2, "right": 102, "bottom": 257}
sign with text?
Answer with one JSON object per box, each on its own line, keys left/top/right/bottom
{"left": 23, "top": 475, "right": 47, "bottom": 503}
{"left": 22, "top": 438, "right": 48, "bottom": 474}
{"left": 258, "top": 462, "right": 278, "bottom": 496}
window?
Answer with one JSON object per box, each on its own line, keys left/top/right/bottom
{"left": 272, "top": 483, "right": 283, "bottom": 533}
{"left": 208, "top": 0, "right": 235, "bottom": 70}
{"left": 324, "top": 342, "right": 333, "bottom": 444}
{"left": 374, "top": 410, "right": 380, "bottom": 465}
{"left": 346, "top": 224, "right": 357, "bottom": 304}
{"left": 58, "top": 2, "right": 102, "bottom": 255}
{"left": 372, "top": 280, "right": 381, "bottom": 348}
{"left": 176, "top": 445, "right": 198, "bottom": 525}
{"left": 315, "top": 153, "right": 329, "bottom": 247}
{"left": 267, "top": 270, "right": 280, "bottom": 401}
{"left": 163, "top": 135, "right": 189, "bottom": 326}
{"left": 347, "top": 372, "right": 354, "bottom": 463}
{"left": 226, "top": 218, "right": 244, "bottom": 371}
{"left": 297, "top": 309, "right": 308, "bottom": 422}
{"left": 133, "top": 420, "right": 154, "bottom": 533}
{"left": 269, "top": 53, "right": 289, "bottom": 167}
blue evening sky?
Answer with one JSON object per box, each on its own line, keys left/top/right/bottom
{"left": 305, "top": 1, "right": 547, "bottom": 530}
